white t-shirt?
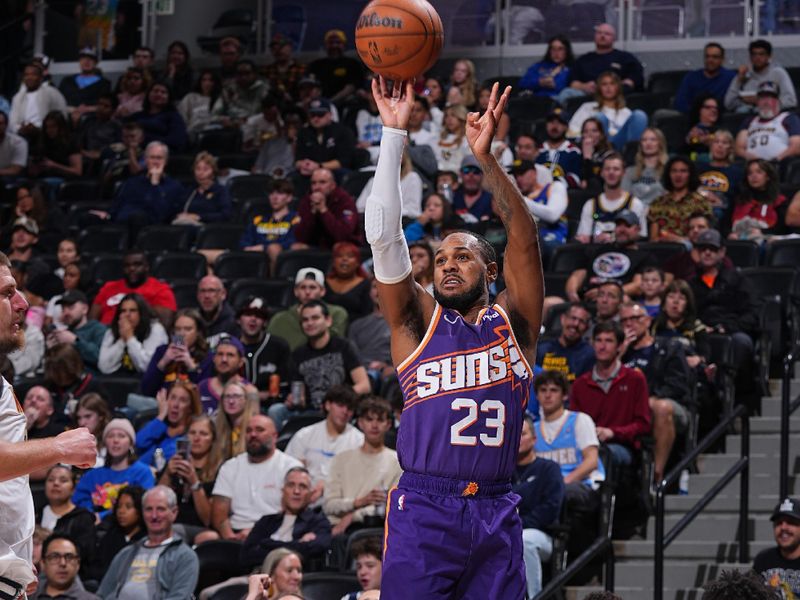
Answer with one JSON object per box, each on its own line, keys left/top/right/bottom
{"left": 576, "top": 193, "right": 648, "bottom": 239}
{"left": 212, "top": 450, "right": 302, "bottom": 530}
{"left": 539, "top": 409, "right": 604, "bottom": 486}
{"left": 745, "top": 111, "right": 799, "bottom": 161}
{"left": 0, "top": 377, "right": 34, "bottom": 566}
{"left": 23, "top": 89, "right": 41, "bottom": 127}
{"left": 409, "top": 127, "right": 438, "bottom": 149}
{"left": 285, "top": 420, "right": 364, "bottom": 487}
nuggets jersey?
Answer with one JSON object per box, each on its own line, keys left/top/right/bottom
{"left": 396, "top": 303, "right": 532, "bottom": 482}
{"left": 746, "top": 112, "right": 794, "bottom": 160}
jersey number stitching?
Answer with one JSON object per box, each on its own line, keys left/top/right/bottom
{"left": 450, "top": 398, "right": 506, "bottom": 447}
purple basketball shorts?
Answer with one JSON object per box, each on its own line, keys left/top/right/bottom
{"left": 381, "top": 472, "right": 526, "bottom": 599}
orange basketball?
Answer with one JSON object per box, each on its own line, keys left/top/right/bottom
{"left": 355, "top": 0, "right": 444, "bottom": 81}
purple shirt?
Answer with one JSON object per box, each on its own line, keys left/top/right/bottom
{"left": 397, "top": 304, "right": 532, "bottom": 482}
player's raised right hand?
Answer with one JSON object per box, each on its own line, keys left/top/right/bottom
{"left": 371, "top": 76, "right": 414, "bottom": 130}
{"left": 55, "top": 428, "right": 97, "bottom": 469}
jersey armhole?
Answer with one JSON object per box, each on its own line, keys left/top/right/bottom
{"left": 493, "top": 304, "right": 534, "bottom": 380}
{"left": 396, "top": 304, "right": 442, "bottom": 374}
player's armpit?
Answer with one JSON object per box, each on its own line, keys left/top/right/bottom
{"left": 377, "top": 278, "right": 435, "bottom": 367}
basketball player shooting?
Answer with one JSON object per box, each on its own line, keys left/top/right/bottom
{"left": 366, "top": 77, "right": 544, "bottom": 599}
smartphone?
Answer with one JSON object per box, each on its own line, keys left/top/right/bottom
{"left": 171, "top": 334, "right": 184, "bottom": 346}
{"left": 175, "top": 439, "right": 190, "bottom": 459}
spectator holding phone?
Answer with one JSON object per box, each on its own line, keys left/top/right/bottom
{"left": 136, "top": 382, "right": 203, "bottom": 468}
{"left": 158, "top": 415, "right": 220, "bottom": 543}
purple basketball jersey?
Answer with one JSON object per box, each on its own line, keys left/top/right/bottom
{"left": 396, "top": 303, "right": 532, "bottom": 482}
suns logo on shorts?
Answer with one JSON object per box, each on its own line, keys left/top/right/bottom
{"left": 397, "top": 494, "right": 405, "bottom": 511}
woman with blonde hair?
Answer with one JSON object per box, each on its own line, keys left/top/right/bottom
{"left": 136, "top": 381, "right": 203, "bottom": 467}
{"left": 697, "top": 129, "right": 743, "bottom": 221}
{"left": 447, "top": 59, "right": 479, "bottom": 109}
{"left": 172, "top": 151, "right": 232, "bottom": 226}
{"left": 74, "top": 392, "right": 113, "bottom": 467}
{"left": 434, "top": 104, "right": 470, "bottom": 172}
{"left": 622, "top": 127, "right": 669, "bottom": 206}
{"left": 214, "top": 380, "right": 259, "bottom": 462}
{"left": 568, "top": 71, "right": 648, "bottom": 150}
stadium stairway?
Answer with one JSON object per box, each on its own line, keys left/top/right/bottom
{"left": 564, "top": 371, "right": 800, "bottom": 600}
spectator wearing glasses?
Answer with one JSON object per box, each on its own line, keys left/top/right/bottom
{"left": 32, "top": 533, "right": 98, "bottom": 600}
{"left": 735, "top": 82, "right": 800, "bottom": 163}
{"left": 195, "top": 275, "right": 238, "bottom": 347}
{"left": 674, "top": 43, "right": 736, "bottom": 114}
{"left": 453, "top": 155, "right": 494, "bottom": 223}
{"left": 683, "top": 94, "right": 722, "bottom": 162}
{"left": 724, "top": 39, "right": 797, "bottom": 113}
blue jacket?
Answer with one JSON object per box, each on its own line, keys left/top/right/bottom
{"left": 512, "top": 457, "right": 564, "bottom": 531}
{"left": 110, "top": 174, "right": 185, "bottom": 224}
{"left": 177, "top": 181, "right": 232, "bottom": 223}
{"left": 674, "top": 68, "right": 736, "bottom": 113}
{"left": 140, "top": 344, "right": 215, "bottom": 397}
{"left": 72, "top": 461, "right": 155, "bottom": 518}
{"left": 519, "top": 60, "right": 571, "bottom": 97}
{"left": 240, "top": 508, "right": 332, "bottom": 568}
{"left": 130, "top": 109, "right": 188, "bottom": 152}
{"left": 135, "top": 418, "right": 184, "bottom": 467}
{"left": 97, "top": 536, "right": 198, "bottom": 600}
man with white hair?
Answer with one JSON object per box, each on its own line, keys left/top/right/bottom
{"left": 735, "top": 81, "right": 800, "bottom": 161}
{"left": 97, "top": 485, "right": 199, "bottom": 599}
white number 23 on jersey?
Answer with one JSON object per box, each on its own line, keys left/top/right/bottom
{"left": 450, "top": 398, "right": 505, "bottom": 447}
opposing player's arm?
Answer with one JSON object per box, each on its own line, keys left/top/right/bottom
{"left": 366, "top": 77, "right": 435, "bottom": 366}
{"left": 468, "top": 84, "right": 544, "bottom": 364}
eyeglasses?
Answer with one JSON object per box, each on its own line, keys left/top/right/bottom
{"left": 620, "top": 315, "right": 644, "bottom": 323}
{"left": 461, "top": 166, "right": 481, "bottom": 175}
{"left": 44, "top": 553, "right": 79, "bottom": 564}
{"left": 701, "top": 104, "right": 719, "bottom": 111}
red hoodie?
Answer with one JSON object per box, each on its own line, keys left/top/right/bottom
{"left": 570, "top": 363, "right": 652, "bottom": 448}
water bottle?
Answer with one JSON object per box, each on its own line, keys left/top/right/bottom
{"left": 154, "top": 448, "right": 166, "bottom": 473}
{"left": 441, "top": 183, "right": 453, "bottom": 203}
{"left": 374, "top": 487, "right": 388, "bottom": 519}
{"left": 678, "top": 469, "right": 690, "bottom": 495}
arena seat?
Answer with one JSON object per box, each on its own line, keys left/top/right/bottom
{"left": 194, "top": 223, "right": 246, "bottom": 251}
{"left": 652, "top": 112, "right": 690, "bottom": 152}
{"left": 274, "top": 249, "right": 332, "bottom": 281}
{"left": 636, "top": 241, "right": 685, "bottom": 265}
{"left": 724, "top": 239, "right": 760, "bottom": 268}
{"left": 648, "top": 70, "right": 690, "bottom": 94}
{"left": 78, "top": 225, "right": 129, "bottom": 254}
{"left": 135, "top": 225, "right": 192, "bottom": 253}
{"left": 151, "top": 252, "right": 207, "bottom": 282}
{"left": 193, "top": 540, "right": 248, "bottom": 597}
{"left": 544, "top": 272, "right": 569, "bottom": 298}
{"left": 209, "top": 584, "right": 248, "bottom": 600}
{"left": 549, "top": 243, "right": 594, "bottom": 274}
{"left": 301, "top": 572, "right": 359, "bottom": 600}
{"left": 57, "top": 180, "right": 101, "bottom": 204}
{"left": 196, "top": 129, "right": 242, "bottom": 155}
{"left": 277, "top": 412, "right": 325, "bottom": 450}
{"left": 213, "top": 251, "right": 268, "bottom": 281}
{"left": 237, "top": 198, "right": 272, "bottom": 225}
{"left": 227, "top": 278, "right": 294, "bottom": 312}
{"left": 88, "top": 253, "right": 125, "bottom": 287}
{"left": 766, "top": 238, "right": 800, "bottom": 268}
{"left": 170, "top": 279, "right": 200, "bottom": 309}
{"left": 507, "top": 95, "right": 556, "bottom": 122}
{"left": 167, "top": 154, "right": 195, "bottom": 178}
{"left": 341, "top": 170, "right": 374, "bottom": 199}
{"left": 227, "top": 175, "right": 273, "bottom": 203}
{"left": 481, "top": 76, "right": 521, "bottom": 95}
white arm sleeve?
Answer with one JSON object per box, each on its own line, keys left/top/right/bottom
{"left": 524, "top": 181, "right": 568, "bottom": 224}
{"left": 365, "top": 126, "right": 413, "bottom": 284}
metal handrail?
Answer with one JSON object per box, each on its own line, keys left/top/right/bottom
{"left": 653, "top": 404, "right": 749, "bottom": 600}
{"left": 535, "top": 536, "right": 614, "bottom": 600}
{"left": 780, "top": 348, "right": 800, "bottom": 500}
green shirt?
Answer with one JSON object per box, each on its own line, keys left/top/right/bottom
{"left": 267, "top": 302, "right": 349, "bottom": 350}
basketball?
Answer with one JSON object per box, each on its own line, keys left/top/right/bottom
{"left": 355, "top": 0, "right": 444, "bottom": 81}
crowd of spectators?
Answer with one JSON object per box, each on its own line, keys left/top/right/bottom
{"left": 1, "top": 19, "right": 799, "bottom": 600}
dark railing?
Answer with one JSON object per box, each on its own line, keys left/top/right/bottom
{"left": 535, "top": 536, "right": 614, "bottom": 600}
{"left": 780, "top": 348, "right": 800, "bottom": 500}
{"left": 654, "top": 404, "right": 749, "bottom": 600}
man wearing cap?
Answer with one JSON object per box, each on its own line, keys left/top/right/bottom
{"left": 663, "top": 213, "right": 735, "bottom": 282}
{"left": 512, "top": 158, "right": 568, "bottom": 259}
{"left": 197, "top": 336, "right": 257, "bottom": 414}
{"left": 237, "top": 297, "right": 292, "bottom": 404}
{"left": 295, "top": 100, "right": 356, "bottom": 182}
{"left": 452, "top": 156, "right": 494, "bottom": 223}
{"left": 567, "top": 207, "right": 657, "bottom": 303}
{"left": 725, "top": 39, "right": 797, "bottom": 113}
{"left": 308, "top": 30, "right": 364, "bottom": 104}
{"left": 9, "top": 62, "right": 67, "bottom": 139}
{"left": 754, "top": 497, "right": 800, "bottom": 597}
{"left": 0, "top": 109, "right": 28, "bottom": 180}
{"left": 217, "top": 37, "right": 243, "bottom": 84}
{"left": 687, "top": 229, "right": 760, "bottom": 400}
{"left": 263, "top": 33, "right": 306, "bottom": 101}
{"left": 216, "top": 59, "right": 270, "bottom": 130}
{"left": 268, "top": 268, "right": 348, "bottom": 350}
{"left": 46, "top": 290, "right": 107, "bottom": 372}
{"left": 196, "top": 275, "right": 238, "bottom": 347}
{"left": 536, "top": 108, "right": 583, "bottom": 188}
{"left": 735, "top": 81, "right": 800, "bottom": 161}
{"left": 294, "top": 168, "right": 362, "bottom": 249}
{"left": 6, "top": 217, "right": 40, "bottom": 267}
{"left": 297, "top": 76, "right": 341, "bottom": 122}
{"left": 58, "top": 47, "right": 112, "bottom": 123}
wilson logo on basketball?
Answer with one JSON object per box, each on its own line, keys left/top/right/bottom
{"left": 357, "top": 12, "right": 403, "bottom": 29}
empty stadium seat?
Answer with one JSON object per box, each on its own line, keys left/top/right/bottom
{"left": 195, "top": 129, "right": 242, "bottom": 155}
{"left": 227, "top": 175, "right": 272, "bottom": 203}
{"left": 507, "top": 96, "right": 556, "bottom": 122}
{"left": 78, "top": 225, "right": 129, "bottom": 253}
{"left": 550, "top": 243, "right": 593, "bottom": 274}
{"left": 637, "top": 241, "right": 685, "bottom": 264}
{"left": 724, "top": 239, "right": 760, "bottom": 268}
{"left": 274, "top": 249, "right": 333, "bottom": 281}
{"left": 766, "top": 239, "right": 800, "bottom": 267}
{"left": 57, "top": 180, "right": 101, "bottom": 204}
{"left": 195, "top": 224, "right": 246, "bottom": 250}
{"left": 88, "top": 254, "right": 125, "bottom": 287}
{"left": 341, "top": 170, "right": 374, "bottom": 199}
{"left": 544, "top": 272, "right": 569, "bottom": 298}
{"left": 170, "top": 279, "right": 200, "bottom": 309}
{"left": 193, "top": 540, "right": 247, "bottom": 597}
{"left": 648, "top": 70, "right": 690, "bottom": 94}
{"left": 238, "top": 198, "right": 272, "bottom": 224}
{"left": 135, "top": 225, "right": 192, "bottom": 253}
{"left": 213, "top": 251, "right": 267, "bottom": 281}
{"left": 300, "top": 572, "right": 359, "bottom": 600}
{"left": 151, "top": 252, "right": 207, "bottom": 282}
{"left": 227, "top": 278, "right": 294, "bottom": 312}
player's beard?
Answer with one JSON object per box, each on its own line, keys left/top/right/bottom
{"left": 434, "top": 277, "right": 486, "bottom": 314}
{"left": 0, "top": 324, "right": 25, "bottom": 355}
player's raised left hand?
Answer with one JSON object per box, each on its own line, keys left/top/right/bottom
{"left": 371, "top": 76, "right": 414, "bottom": 130}
{"left": 466, "top": 82, "right": 511, "bottom": 158}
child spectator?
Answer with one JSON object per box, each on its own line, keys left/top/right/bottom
{"left": 637, "top": 266, "right": 666, "bottom": 318}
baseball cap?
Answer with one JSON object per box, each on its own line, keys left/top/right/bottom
{"left": 237, "top": 296, "right": 270, "bottom": 319}
{"left": 295, "top": 267, "right": 325, "bottom": 287}
{"left": 460, "top": 155, "right": 481, "bottom": 172}
{"left": 216, "top": 335, "right": 245, "bottom": 357}
{"left": 298, "top": 76, "right": 321, "bottom": 88}
{"left": 308, "top": 98, "right": 333, "bottom": 115}
{"left": 695, "top": 229, "right": 722, "bottom": 249}
{"left": 325, "top": 29, "right": 347, "bottom": 44}
{"left": 78, "top": 46, "right": 98, "bottom": 60}
{"left": 546, "top": 107, "right": 569, "bottom": 124}
{"left": 614, "top": 209, "right": 639, "bottom": 226}
{"left": 510, "top": 159, "right": 536, "bottom": 175}
{"left": 58, "top": 290, "right": 89, "bottom": 306}
{"left": 270, "top": 33, "right": 292, "bottom": 48}
{"left": 757, "top": 81, "right": 780, "bottom": 97}
{"left": 12, "top": 217, "right": 38, "bottom": 236}
{"left": 772, "top": 497, "right": 800, "bottom": 521}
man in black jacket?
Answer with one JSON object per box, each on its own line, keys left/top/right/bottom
{"left": 620, "top": 301, "right": 693, "bottom": 484}
{"left": 240, "top": 466, "right": 332, "bottom": 569}
{"left": 237, "top": 296, "right": 292, "bottom": 403}
{"left": 58, "top": 47, "right": 111, "bottom": 124}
